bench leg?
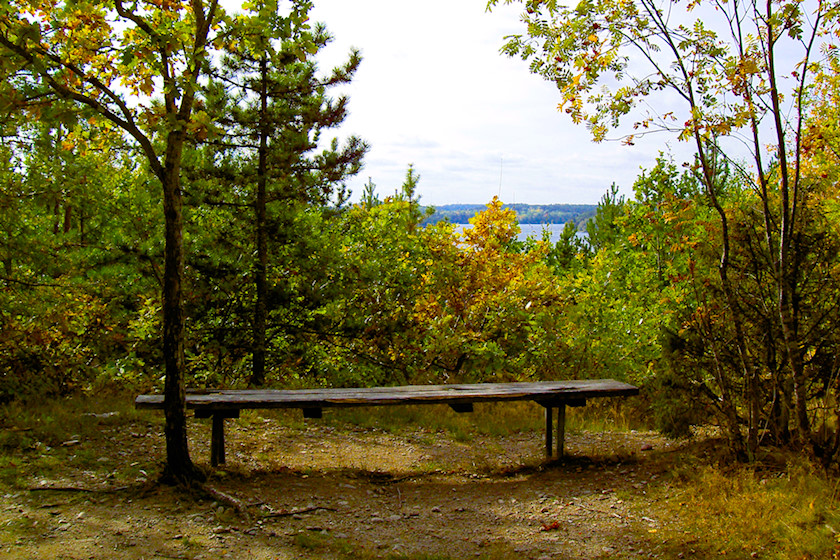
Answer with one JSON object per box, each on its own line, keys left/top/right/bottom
{"left": 556, "top": 403, "right": 566, "bottom": 458}
{"left": 545, "top": 406, "right": 553, "bottom": 457}
{"left": 544, "top": 404, "right": 567, "bottom": 459}
{"left": 211, "top": 414, "right": 225, "bottom": 467}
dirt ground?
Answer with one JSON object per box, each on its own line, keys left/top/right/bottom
{"left": 0, "top": 405, "right": 684, "bottom": 560}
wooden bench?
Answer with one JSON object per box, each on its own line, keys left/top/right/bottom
{"left": 135, "top": 380, "right": 639, "bottom": 467}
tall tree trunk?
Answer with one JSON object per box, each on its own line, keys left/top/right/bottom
{"left": 763, "top": 0, "right": 813, "bottom": 454}
{"left": 160, "top": 130, "right": 202, "bottom": 484}
{"left": 156, "top": 0, "right": 218, "bottom": 483}
{"left": 250, "top": 56, "right": 269, "bottom": 387}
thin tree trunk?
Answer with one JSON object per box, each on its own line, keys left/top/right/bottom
{"left": 694, "top": 141, "right": 749, "bottom": 458}
{"left": 250, "top": 56, "right": 269, "bottom": 387}
{"left": 763, "top": 0, "right": 812, "bottom": 452}
{"left": 779, "top": 276, "right": 812, "bottom": 448}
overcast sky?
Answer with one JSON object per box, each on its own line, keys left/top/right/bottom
{"left": 307, "top": 0, "right": 690, "bottom": 206}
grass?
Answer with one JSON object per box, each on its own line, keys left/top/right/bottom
{"left": 0, "top": 393, "right": 154, "bottom": 486}
{"left": 313, "top": 400, "right": 549, "bottom": 439}
{"left": 647, "top": 443, "right": 840, "bottom": 559}
{"left": 0, "top": 392, "right": 147, "bottom": 448}
{"left": 565, "top": 399, "right": 642, "bottom": 433}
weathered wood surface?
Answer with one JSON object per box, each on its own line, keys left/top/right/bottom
{"left": 134, "top": 380, "right": 639, "bottom": 411}
{"left": 135, "top": 380, "right": 639, "bottom": 466}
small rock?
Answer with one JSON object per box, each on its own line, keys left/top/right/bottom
{"left": 641, "top": 443, "right": 654, "bottom": 451}
{"left": 431, "top": 506, "right": 441, "bottom": 513}
{"left": 83, "top": 412, "right": 119, "bottom": 419}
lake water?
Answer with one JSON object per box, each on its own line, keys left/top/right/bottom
{"left": 454, "top": 223, "right": 573, "bottom": 243}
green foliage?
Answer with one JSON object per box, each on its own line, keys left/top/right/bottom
{"left": 412, "top": 198, "right": 570, "bottom": 382}
{"left": 275, "top": 196, "right": 575, "bottom": 387}
{"left": 182, "top": 0, "right": 367, "bottom": 386}
{"left": 0, "top": 117, "right": 162, "bottom": 401}
{"left": 584, "top": 183, "right": 624, "bottom": 253}
{"left": 541, "top": 219, "right": 589, "bottom": 272}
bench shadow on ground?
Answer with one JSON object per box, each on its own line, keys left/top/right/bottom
{"left": 182, "top": 419, "right": 680, "bottom": 559}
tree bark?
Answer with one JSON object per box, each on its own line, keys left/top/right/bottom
{"left": 250, "top": 56, "right": 269, "bottom": 387}
{"left": 160, "top": 130, "right": 203, "bottom": 484}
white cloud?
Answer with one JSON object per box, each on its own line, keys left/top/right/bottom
{"left": 309, "top": 0, "right": 687, "bottom": 205}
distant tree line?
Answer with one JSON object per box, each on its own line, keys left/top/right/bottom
{"left": 424, "top": 204, "right": 596, "bottom": 226}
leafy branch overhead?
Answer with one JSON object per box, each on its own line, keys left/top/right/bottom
{"left": 489, "top": 0, "right": 829, "bottom": 148}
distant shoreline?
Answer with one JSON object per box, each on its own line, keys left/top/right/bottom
{"left": 423, "top": 203, "right": 597, "bottom": 226}
{"left": 449, "top": 223, "right": 583, "bottom": 243}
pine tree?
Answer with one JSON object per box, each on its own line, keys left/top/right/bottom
{"left": 196, "top": 0, "right": 368, "bottom": 386}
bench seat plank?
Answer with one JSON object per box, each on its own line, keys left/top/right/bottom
{"left": 135, "top": 380, "right": 638, "bottom": 411}
{"left": 135, "top": 380, "right": 639, "bottom": 467}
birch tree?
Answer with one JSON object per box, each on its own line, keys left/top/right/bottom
{"left": 488, "top": 0, "right": 840, "bottom": 460}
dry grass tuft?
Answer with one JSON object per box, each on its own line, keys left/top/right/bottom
{"left": 650, "top": 443, "right": 840, "bottom": 559}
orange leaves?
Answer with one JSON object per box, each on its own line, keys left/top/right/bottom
{"left": 147, "top": 0, "right": 187, "bottom": 10}
{"left": 462, "top": 196, "right": 520, "bottom": 248}
{"left": 408, "top": 198, "right": 565, "bottom": 380}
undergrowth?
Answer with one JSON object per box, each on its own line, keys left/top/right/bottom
{"left": 255, "top": 399, "right": 644, "bottom": 440}
{"left": 651, "top": 443, "right": 840, "bottom": 559}
{"left": 0, "top": 393, "right": 157, "bottom": 488}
